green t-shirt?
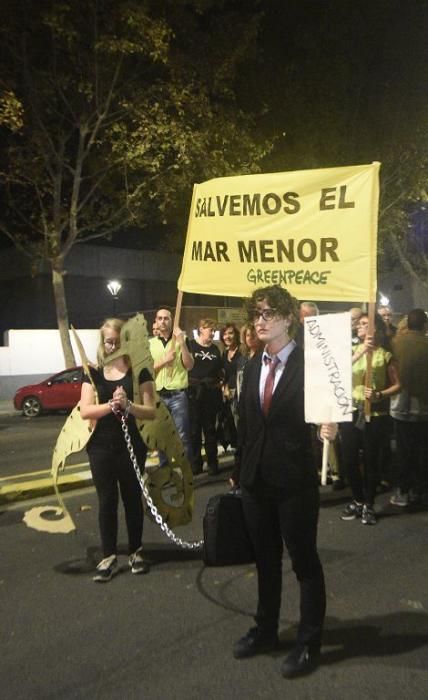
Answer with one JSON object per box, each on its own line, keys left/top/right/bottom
{"left": 353, "top": 345, "right": 392, "bottom": 416}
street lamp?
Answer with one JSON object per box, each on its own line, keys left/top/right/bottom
{"left": 107, "top": 280, "right": 122, "bottom": 297}
{"left": 379, "top": 293, "right": 390, "bottom": 307}
{"left": 107, "top": 280, "right": 122, "bottom": 314}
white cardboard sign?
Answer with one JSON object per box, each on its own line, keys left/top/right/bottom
{"left": 304, "top": 312, "right": 353, "bottom": 424}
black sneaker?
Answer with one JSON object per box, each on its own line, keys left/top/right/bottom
{"left": 378, "top": 480, "right": 391, "bottom": 494}
{"left": 390, "top": 489, "right": 409, "bottom": 507}
{"left": 408, "top": 489, "right": 422, "bottom": 505}
{"left": 332, "top": 479, "right": 346, "bottom": 491}
{"left": 361, "top": 504, "right": 377, "bottom": 525}
{"left": 93, "top": 555, "right": 118, "bottom": 582}
{"left": 129, "top": 548, "right": 150, "bottom": 575}
{"left": 233, "top": 626, "right": 278, "bottom": 659}
{"left": 281, "top": 644, "right": 320, "bottom": 678}
{"left": 340, "top": 501, "right": 363, "bottom": 521}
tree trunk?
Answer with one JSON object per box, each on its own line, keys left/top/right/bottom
{"left": 51, "top": 259, "right": 76, "bottom": 367}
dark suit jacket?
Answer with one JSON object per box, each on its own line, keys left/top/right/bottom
{"left": 238, "top": 345, "right": 317, "bottom": 492}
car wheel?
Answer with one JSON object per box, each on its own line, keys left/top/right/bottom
{"left": 22, "top": 396, "right": 42, "bottom": 417}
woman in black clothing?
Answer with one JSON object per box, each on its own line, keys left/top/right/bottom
{"left": 219, "top": 323, "right": 244, "bottom": 449}
{"left": 188, "top": 318, "right": 223, "bottom": 475}
{"left": 80, "top": 318, "right": 156, "bottom": 582}
{"left": 229, "top": 323, "right": 264, "bottom": 487}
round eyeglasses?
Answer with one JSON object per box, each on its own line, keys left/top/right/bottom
{"left": 252, "top": 308, "right": 278, "bottom": 323}
{"left": 104, "top": 339, "right": 119, "bottom": 348}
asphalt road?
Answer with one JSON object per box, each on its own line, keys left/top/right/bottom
{"left": 0, "top": 413, "right": 86, "bottom": 478}
{"left": 1, "top": 474, "right": 427, "bottom": 700}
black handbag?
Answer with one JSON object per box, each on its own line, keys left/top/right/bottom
{"left": 202, "top": 489, "right": 255, "bottom": 566}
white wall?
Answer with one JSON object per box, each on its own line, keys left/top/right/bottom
{"left": 379, "top": 270, "right": 428, "bottom": 314}
{"left": 0, "top": 329, "right": 99, "bottom": 375}
{"left": 0, "top": 329, "right": 100, "bottom": 399}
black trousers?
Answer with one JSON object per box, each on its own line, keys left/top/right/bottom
{"left": 241, "top": 479, "right": 325, "bottom": 650}
{"left": 188, "top": 385, "right": 222, "bottom": 471}
{"left": 341, "top": 413, "right": 391, "bottom": 505}
{"left": 87, "top": 440, "right": 146, "bottom": 557}
{"left": 394, "top": 419, "right": 428, "bottom": 494}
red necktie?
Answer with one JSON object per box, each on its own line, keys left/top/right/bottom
{"left": 262, "top": 356, "right": 280, "bottom": 416}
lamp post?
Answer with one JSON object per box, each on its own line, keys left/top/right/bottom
{"left": 107, "top": 280, "right": 122, "bottom": 314}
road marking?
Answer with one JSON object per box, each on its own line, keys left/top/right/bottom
{"left": 23, "top": 506, "right": 76, "bottom": 533}
{"left": 0, "top": 461, "right": 90, "bottom": 481}
{"left": 0, "top": 471, "right": 93, "bottom": 503}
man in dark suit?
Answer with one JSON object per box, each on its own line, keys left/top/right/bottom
{"left": 233, "top": 285, "right": 336, "bottom": 678}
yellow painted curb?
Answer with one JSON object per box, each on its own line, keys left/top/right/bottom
{"left": 0, "top": 470, "right": 93, "bottom": 505}
{"left": 0, "top": 451, "right": 235, "bottom": 505}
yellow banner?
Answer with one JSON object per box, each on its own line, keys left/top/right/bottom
{"left": 178, "top": 163, "right": 379, "bottom": 302}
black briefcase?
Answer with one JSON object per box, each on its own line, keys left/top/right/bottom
{"left": 203, "top": 491, "right": 255, "bottom": 566}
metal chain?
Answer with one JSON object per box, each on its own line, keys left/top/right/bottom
{"left": 119, "top": 414, "right": 204, "bottom": 551}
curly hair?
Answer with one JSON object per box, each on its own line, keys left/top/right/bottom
{"left": 240, "top": 322, "right": 263, "bottom": 356}
{"left": 244, "top": 285, "right": 300, "bottom": 338}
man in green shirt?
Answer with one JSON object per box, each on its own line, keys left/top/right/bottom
{"left": 149, "top": 307, "right": 194, "bottom": 466}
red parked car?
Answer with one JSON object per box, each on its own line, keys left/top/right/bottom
{"left": 14, "top": 367, "right": 83, "bottom": 417}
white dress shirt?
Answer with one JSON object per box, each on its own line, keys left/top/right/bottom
{"left": 259, "top": 340, "right": 296, "bottom": 407}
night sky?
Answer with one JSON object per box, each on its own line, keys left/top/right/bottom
{"left": 0, "top": 0, "right": 426, "bottom": 251}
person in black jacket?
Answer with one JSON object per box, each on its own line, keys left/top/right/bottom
{"left": 232, "top": 286, "right": 336, "bottom": 678}
{"left": 188, "top": 318, "right": 223, "bottom": 475}
{"left": 218, "top": 323, "right": 244, "bottom": 450}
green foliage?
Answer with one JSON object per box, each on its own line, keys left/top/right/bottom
{"left": 0, "top": 0, "right": 271, "bottom": 364}
{"left": 2, "top": 0, "right": 424, "bottom": 291}
{"left": 0, "top": 89, "right": 24, "bottom": 132}
{"left": 0, "top": 0, "right": 271, "bottom": 261}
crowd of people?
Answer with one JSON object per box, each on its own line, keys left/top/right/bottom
{"left": 150, "top": 309, "right": 264, "bottom": 477}
{"left": 147, "top": 300, "right": 427, "bottom": 515}
{"left": 81, "top": 293, "right": 427, "bottom": 677}
{"left": 340, "top": 304, "right": 428, "bottom": 523}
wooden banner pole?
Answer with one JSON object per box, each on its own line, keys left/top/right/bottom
{"left": 321, "top": 438, "right": 330, "bottom": 486}
{"left": 167, "top": 289, "right": 184, "bottom": 378}
{"left": 173, "top": 289, "right": 184, "bottom": 331}
{"left": 364, "top": 301, "right": 376, "bottom": 422}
